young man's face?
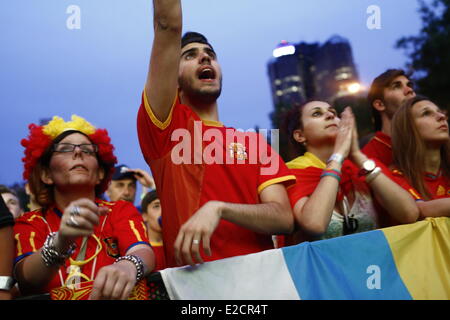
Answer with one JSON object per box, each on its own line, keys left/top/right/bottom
{"left": 1, "top": 192, "right": 23, "bottom": 219}
{"left": 382, "top": 75, "right": 416, "bottom": 119}
{"left": 142, "top": 199, "right": 162, "bottom": 232}
{"left": 178, "top": 42, "right": 222, "bottom": 103}
{"left": 106, "top": 179, "right": 137, "bottom": 203}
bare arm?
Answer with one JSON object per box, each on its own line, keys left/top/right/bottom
{"left": 222, "top": 183, "right": 294, "bottom": 234}
{"left": 0, "top": 227, "right": 14, "bottom": 300}
{"left": 145, "top": 0, "right": 182, "bottom": 122}
{"left": 345, "top": 106, "right": 419, "bottom": 223}
{"left": 351, "top": 151, "right": 419, "bottom": 224}
{"left": 294, "top": 171, "right": 342, "bottom": 236}
{"left": 293, "top": 107, "right": 353, "bottom": 235}
{"left": 417, "top": 199, "right": 450, "bottom": 218}
{"left": 15, "top": 199, "right": 107, "bottom": 294}
{"left": 174, "top": 183, "right": 294, "bottom": 266}
{"left": 90, "top": 244, "right": 155, "bottom": 300}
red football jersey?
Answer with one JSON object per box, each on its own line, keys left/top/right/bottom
{"left": 362, "top": 131, "right": 392, "bottom": 167}
{"left": 390, "top": 169, "right": 450, "bottom": 200}
{"left": 137, "top": 92, "right": 296, "bottom": 267}
{"left": 150, "top": 242, "right": 166, "bottom": 271}
{"left": 14, "top": 199, "right": 150, "bottom": 293}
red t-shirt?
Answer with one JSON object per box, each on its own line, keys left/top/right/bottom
{"left": 14, "top": 199, "right": 150, "bottom": 293}
{"left": 362, "top": 131, "right": 392, "bottom": 167}
{"left": 150, "top": 242, "right": 166, "bottom": 271}
{"left": 137, "top": 92, "right": 296, "bottom": 267}
{"left": 362, "top": 132, "right": 398, "bottom": 226}
{"left": 390, "top": 169, "right": 450, "bottom": 200}
{"left": 285, "top": 153, "right": 373, "bottom": 208}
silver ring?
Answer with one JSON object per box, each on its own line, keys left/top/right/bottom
{"left": 67, "top": 215, "right": 79, "bottom": 227}
{"left": 192, "top": 239, "right": 200, "bottom": 245}
{"left": 70, "top": 206, "right": 81, "bottom": 217}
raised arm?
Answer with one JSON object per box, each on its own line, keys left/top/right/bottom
{"left": 145, "top": 0, "right": 182, "bottom": 122}
{"left": 349, "top": 117, "right": 419, "bottom": 224}
{"left": 292, "top": 108, "right": 354, "bottom": 236}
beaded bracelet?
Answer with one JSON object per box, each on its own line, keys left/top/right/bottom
{"left": 41, "top": 232, "right": 77, "bottom": 267}
{"left": 115, "top": 255, "right": 145, "bottom": 282}
{"left": 320, "top": 169, "right": 342, "bottom": 182}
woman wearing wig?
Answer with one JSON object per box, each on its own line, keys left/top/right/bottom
{"left": 14, "top": 115, "right": 155, "bottom": 299}
{"left": 391, "top": 95, "right": 450, "bottom": 217}
{"left": 285, "top": 102, "right": 418, "bottom": 244}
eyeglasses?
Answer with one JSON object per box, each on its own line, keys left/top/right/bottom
{"left": 53, "top": 143, "right": 98, "bottom": 155}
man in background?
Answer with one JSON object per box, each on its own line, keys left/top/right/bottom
{"left": 106, "top": 164, "right": 155, "bottom": 207}
{"left": 362, "top": 69, "right": 416, "bottom": 166}
{"left": 141, "top": 190, "right": 165, "bottom": 271}
{"left": 0, "top": 185, "right": 23, "bottom": 219}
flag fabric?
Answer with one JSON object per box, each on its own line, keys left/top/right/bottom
{"left": 160, "top": 217, "right": 450, "bottom": 300}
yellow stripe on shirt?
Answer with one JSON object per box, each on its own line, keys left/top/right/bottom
{"left": 143, "top": 89, "right": 177, "bottom": 130}
{"left": 129, "top": 220, "right": 143, "bottom": 242}
{"left": 257, "top": 175, "right": 297, "bottom": 194}
{"left": 27, "top": 214, "right": 44, "bottom": 223}
{"left": 15, "top": 233, "right": 22, "bottom": 256}
{"left": 30, "top": 232, "right": 37, "bottom": 252}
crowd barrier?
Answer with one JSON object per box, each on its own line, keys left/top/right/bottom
{"left": 17, "top": 217, "right": 450, "bottom": 300}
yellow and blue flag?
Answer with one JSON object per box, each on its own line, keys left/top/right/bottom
{"left": 161, "top": 217, "right": 450, "bottom": 300}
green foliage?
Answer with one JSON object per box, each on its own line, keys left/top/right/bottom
{"left": 396, "top": 0, "right": 450, "bottom": 109}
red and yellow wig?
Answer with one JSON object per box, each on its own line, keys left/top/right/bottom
{"left": 21, "top": 115, "right": 117, "bottom": 207}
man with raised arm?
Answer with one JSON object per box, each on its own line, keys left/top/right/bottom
{"left": 137, "top": 0, "right": 296, "bottom": 267}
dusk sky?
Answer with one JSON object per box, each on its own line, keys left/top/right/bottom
{"left": 0, "top": 0, "right": 423, "bottom": 190}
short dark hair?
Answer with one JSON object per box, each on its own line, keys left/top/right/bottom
{"left": 181, "top": 31, "right": 214, "bottom": 52}
{"left": 286, "top": 99, "right": 323, "bottom": 156}
{"left": 0, "top": 185, "right": 17, "bottom": 197}
{"left": 141, "top": 190, "right": 159, "bottom": 213}
{"left": 368, "top": 69, "right": 411, "bottom": 131}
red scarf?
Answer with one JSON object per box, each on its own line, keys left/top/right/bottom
{"left": 287, "top": 152, "right": 368, "bottom": 206}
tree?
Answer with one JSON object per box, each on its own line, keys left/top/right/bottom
{"left": 396, "top": 0, "right": 450, "bottom": 110}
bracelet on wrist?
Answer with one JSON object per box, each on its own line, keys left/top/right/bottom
{"left": 114, "top": 255, "right": 145, "bottom": 282}
{"left": 0, "top": 276, "right": 16, "bottom": 291}
{"left": 327, "top": 153, "right": 344, "bottom": 166}
{"left": 365, "top": 167, "right": 382, "bottom": 183}
{"left": 41, "top": 232, "right": 77, "bottom": 267}
{"left": 320, "top": 169, "right": 342, "bottom": 182}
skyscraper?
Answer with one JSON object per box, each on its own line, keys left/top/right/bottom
{"left": 268, "top": 35, "right": 368, "bottom": 160}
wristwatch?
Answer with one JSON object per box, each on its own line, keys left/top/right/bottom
{"left": 0, "top": 276, "right": 15, "bottom": 291}
{"left": 359, "top": 159, "right": 376, "bottom": 176}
